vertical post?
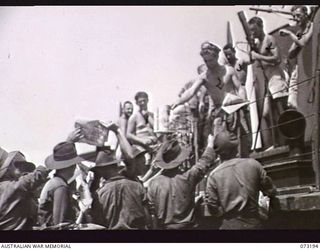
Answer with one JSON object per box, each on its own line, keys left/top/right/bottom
{"left": 313, "top": 69, "right": 320, "bottom": 189}
{"left": 119, "top": 102, "right": 122, "bottom": 117}
{"left": 193, "top": 115, "right": 200, "bottom": 195}
{"left": 237, "top": 110, "right": 242, "bottom": 157}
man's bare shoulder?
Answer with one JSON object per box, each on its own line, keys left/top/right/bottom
{"left": 128, "top": 113, "right": 139, "bottom": 122}
{"left": 118, "top": 115, "right": 127, "bottom": 125}
{"left": 264, "top": 34, "right": 277, "bottom": 48}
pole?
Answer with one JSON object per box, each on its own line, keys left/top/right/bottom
{"left": 249, "top": 7, "right": 293, "bottom": 16}
{"left": 313, "top": 69, "right": 320, "bottom": 188}
{"left": 193, "top": 113, "right": 200, "bottom": 195}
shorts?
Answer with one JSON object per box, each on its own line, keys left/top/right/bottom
{"left": 268, "top": 75, "right": 288, "bottom": 99}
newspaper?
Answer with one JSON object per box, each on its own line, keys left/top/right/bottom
{"left": 75, "top": 120, "right": 109, "bottom": 146}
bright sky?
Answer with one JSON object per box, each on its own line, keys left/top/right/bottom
{"left": 0, "top": 6, "right": 292, "bottom": 165}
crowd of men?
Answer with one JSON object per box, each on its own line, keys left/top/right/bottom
{"left": 0, "top": 6, "right": 314, "bottom": 230}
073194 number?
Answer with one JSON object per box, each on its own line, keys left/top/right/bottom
{"left": 300, "top": 244, "right": 319, "bottom": 248}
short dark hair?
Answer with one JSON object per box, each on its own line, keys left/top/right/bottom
{"left": 223, "top": 43, "right": 235, "bottom": 53}
{"left": 123, "top": 101, "right": 133, "bottom": 107}
{"left": 248, "top": 16, "right": 264, "bottom": 28}
{"left": 135, "top": 91, "right": 148, "bottom": 101}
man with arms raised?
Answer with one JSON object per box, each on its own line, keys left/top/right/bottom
{"left": 147, "top": 134, "right": 215, "bottom": 229}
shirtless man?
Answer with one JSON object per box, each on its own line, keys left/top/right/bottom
{"left": 172, "top": 42, "right": 227, "bottom": 114}
{"left": 127, "top": 91, "right": 157, "bottom": 151}
{"left": 279, "top": 5, "right": 313, "bottom": 109}
{"left": 172, "top": 41, "right": 243, "bottom": 149}
{"left": 118, "top": 101, "right": 133, "bottom": 135}
{"left": 248, "top": 16, "right": 288, "bottom": 148}
{"left": 223, "top": 43, "right": 248, "bottom": 100}
{"left": 223, "top": 43, "right": 251, "bottom": 156}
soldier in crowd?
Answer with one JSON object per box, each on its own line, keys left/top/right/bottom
{"left": 89, "top": 150, "right": 150, "bottom": 229}
{"left": 206, "top": 132, "right": 276, "bottom": 229}
{"left": 248, "top": 16, "right": 289, "bottom": 148}
{"left": 147, "top": 134, "right": 215, "bottom": 229}
{"left": 37, "top": 139, "right": 84, "bottom": 227}
{"left": 118, "top": 101, "right": 134, "bottom": 135}
{"left": 0, "top": 148, "right": 49, "bottom": 230}
{"left": 100, "top": 121, "right": 147, "bottom": 180}
{"left": 279, "top": 5, "right": 314, "bottom": 109}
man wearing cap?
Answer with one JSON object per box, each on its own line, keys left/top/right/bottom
{"left": 0, "top": 147, "right": 49, "bottom": 230}
{"left": 171, "top": 42, "right": 239, "bottom": 154}
{"left": 147, "top": 134, "right": 215, "bottom": 229}
{"left": 38, "top": 140, "right": 84, "bottom": 228}
{"left": 172, "top": 41, "right": 227, "bottom": 111}
{"left": 206, "top": 132, "right": 276, "bottom": 229}
{"left": 89, "top": 148, "right": 150, "bottom": 229}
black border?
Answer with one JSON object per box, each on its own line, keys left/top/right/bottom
{"left": 0, "top": 230, "right": 319, "bottom": 242}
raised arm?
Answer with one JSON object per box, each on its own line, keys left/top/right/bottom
{"left": 100, "top": 121, "right": 134, "bottom": 161}
{"left": 251, "top": 36, "right": 281, "bottom": 65}
{"left": 284, "top": 22, "right": 314, "bottom": 59}
{"left": 172, "top": 74, "right": 206, "bottom": 110}
{"left": 281, "top": 22, "right": 313, "bottom": 49}
{"left": 16, "top": 166, "right": 49, "bottom": 192}
{"left": 118, "top": 117, "right": 128, "bottom": 135}
{"left": 185, "top": 134, "right": 216, "bottom": 185}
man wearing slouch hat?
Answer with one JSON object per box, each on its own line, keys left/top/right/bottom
{"left": 0, "top": 147, "right": 49, "bottom": 230}
{"left": 88, "top": 148, "right": 150, "bottom": 229}
{"left": 38, "top": 140, "right": 84, "bottom": 228}
{"left": 147, "top": 134, "right": 215, "bottom": 229}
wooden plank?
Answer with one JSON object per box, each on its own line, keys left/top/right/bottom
{"left": 272, "top": 191, "right": 320, "bottom": 211}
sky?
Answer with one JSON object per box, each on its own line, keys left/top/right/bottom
{"left": 0, "top": 6, "right": 293, "bottom": 165}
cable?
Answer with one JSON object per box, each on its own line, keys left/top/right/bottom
{"left": 246, "top": 76, "right": 316, "bottom": 107}
{"left": 240, "top": 113, "right": 315, "bottom": 138}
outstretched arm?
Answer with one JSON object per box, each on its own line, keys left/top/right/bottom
{"left": 186, "top": 134, "right": 216, "bottom": 185}
{"left": 172, "top": 74, "right": 206, "bottom": 110}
